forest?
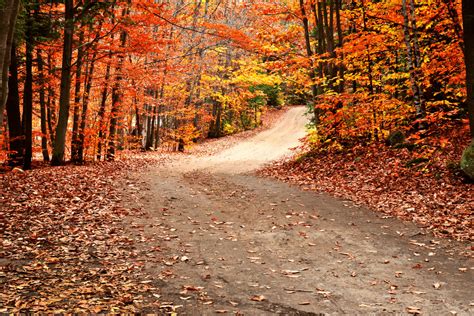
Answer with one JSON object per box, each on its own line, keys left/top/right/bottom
{"left": 0, "top": 0, "right": 472, "bottom": 171}
{"left": 0, "top": 0, "right": 473, "bottom": 314}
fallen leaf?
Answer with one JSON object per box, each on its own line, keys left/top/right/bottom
{"left": 406, "top": 306, "right": 421, "bottom": 314}
{"left": 250, "top": 295, "right": 266, "bottom": 302}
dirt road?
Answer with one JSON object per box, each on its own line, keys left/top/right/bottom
{"left": 128, "top": 107, "right": 473, "bottom": 315}
{"left": 177, "top": 106, "right": 309, "bottom": 173}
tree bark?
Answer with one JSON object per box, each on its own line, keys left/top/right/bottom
{"left": 23, "top": 8, "right": 34, "bottom": 170}
{"left": 6, "top": 43, "right": 23, "bottom": 166}
{"left": 311, "top": 2, "right": 324, "bottom": 96}
{"left": 96, "top": 61, "right": 111, "bottom": 161}
{"left": 463, "top": 0, "right": 474, "bottom": 138}
{"left": 106, "top": 1, "right": 131, "bottom": 160}
{"left": 77, "top": 51, "right": 96, "bottom": 163}
{"left": 0, "top": 0, "right": 20, "bottom": 129}
{"left": 71, "top": 30, "right": 85, "bottom": 163}
{"left": 208, "top": 101, "right": 222, "bottom": 138}
{"left": 402, "top": 0, "right": 424, "bottom": 119}
{"left": 409, "top": 0, "right": 425, "bottom": 117}
{"left": 145, "top": 104, "right": 155, "bottom": 149}
{"left": 107, "top": 22, "right": 128, "bottom": 161}
{"left": 322, "top": 0, "right": 336, "bottom": 89}
{"left": 299, "top": 0, "right": 319, "bottom": 124}
{"left": 51, "top": 0, "right": 75, "bottom": 165}
{"left": 46, "top": 53, "right": 56, "bottom": 146}
{"left": 335, "top": 0, "right": 344, "bottom": 93}
{"left": 37, "top": 49, "right": 50, "bottom": 162}
{"left": 443, "top": 0, "right": 464, "bottom": 52}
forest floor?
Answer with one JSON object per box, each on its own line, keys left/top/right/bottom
{"left": 1, "top": 106, "right": 473, "bottom": 314}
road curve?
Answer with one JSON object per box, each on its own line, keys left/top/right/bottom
{"left": 185, "top": 106, "right": 309, "bottom": 173}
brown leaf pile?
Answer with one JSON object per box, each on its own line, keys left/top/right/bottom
{"left": 259, "top": 138, "right": 473, "bottom": 242}
{"left": 0, "top": 155, "right": 173, "bottom": 313}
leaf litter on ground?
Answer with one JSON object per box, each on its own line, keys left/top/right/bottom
{"left": 258, "top": 132, "right": 473, "bottom": 243}
{"left": 0, "top": 154, "right": 177, "bottom": 313}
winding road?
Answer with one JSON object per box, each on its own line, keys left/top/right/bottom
{"left": 179, "top": 106, "right": 309, "bottom": 173}
{"left": 126, "top": 107, "right": 473, "bottom": 315}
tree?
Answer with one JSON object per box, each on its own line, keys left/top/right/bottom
{"left": 6, "top": 43, "right": 23, "bottom": 166}
{"left": 462, "top": 0, "right": 474, "bottom": 138}
{"left": 22, "top": 3, "right": 35, "bottom": 170}
{"left": 460, "top": 0, "right": 474, "bottom": 179}
{"left": 0, "top": 0, "right": 20, "bottom": 128}
{"left": 51, "top": 0, "right": 75, "bottom": 165}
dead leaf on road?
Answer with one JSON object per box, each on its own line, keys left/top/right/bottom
{"left": 250, "top": 295, "right": 266, "bottom": 302}
{"left": 406, "top": 306, "right": 421, "bottom": 314}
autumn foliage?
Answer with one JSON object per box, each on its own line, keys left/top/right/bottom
{"left": 0, "top": 0, "right": 472, "bottom": 170}
{"left": 253, "top": 0, "right": 469, "bottom": 148}
{"left": 1, "top": 0, "right": 282, "bottom": 167}
{"left": 1, "top": 1, "right": 473, "bottom": 313}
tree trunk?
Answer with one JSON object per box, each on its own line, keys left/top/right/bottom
{"left": 443, "top": 0, "right": 464, "bottom": 52}
{"left": 134, "top": 100, "right": 142, "bottom": 146}
{"left": 77, "top": 21, "right": 102, "bottom": 163}
{"left": 107, "top": 57, "right": 125, "bottom": 160}
{"left": 106, "top": 77, "right": 123, "bottom": 160}
{"left": 208, "top": 101, "right": 222, "bottom": 138}
{"left": 463, "top": 0, "right": 474, "bottom": 138}
{"left": 154, "top": 105, "right": 162, "bottom": 148}
{"left": 23, "top": 9, "right": 34, "bottom": 170}
{"left": 323, "top": 0, "right": 336, "bottom": 89}
{"left": 328, "top": 0, "right": 337, "bottom": 88}
{"left": 311, "top": 2, "right": 325, "bottom": 96}
{"left": 409, "top": 0, "right": 425, "bottom": 117}
{"left": 145, "top": 104, "right": 155, "bottom": 150}
{"left": 335, "top": 0, "right": 344, "bottom": 93}
{"left": 51, "top": 0, "right": 75, "bottom": 165}
{"left": 106, "top": 4, "right": 129, "bottom": 161}
{"left": 154, "top": 78, "right": 167, "bottom": 149}
{"left": 71, "top": 30, "right": 85, "bottom": 164}
{"left": 77, "top": 51, "right": 96, "bottom": 163}
{"left": 299, "top": 0, "right": 319, "bottom": 124}
{"left": 37, "top": 49, "right": 50, "bottom": 162}
{"left": 6, "top": 43, "right": 23, "bottom": 166}
{"left": 96, "top": 61, "right": 111, "bottom": 161}
{"left": 0, "top": 0, "right": 20, "bottom": 129}
{"left": 46, "top": 53, "right": 55, "bottom": 145}
{"left": 402, "top": 0, "right": 424, "bottom": 119}
{"left": 361, "top": 1, "right": 373, "bottom": 95}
